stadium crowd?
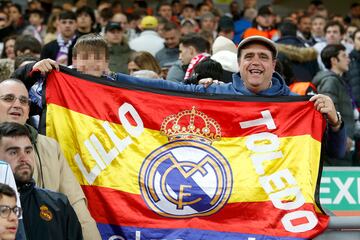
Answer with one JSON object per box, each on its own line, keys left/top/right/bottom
{"left": 0, "top": 0, "right": 360, "bottom": 239}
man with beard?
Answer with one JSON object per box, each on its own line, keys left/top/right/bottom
{"left": 0, "top": 122, "right": 83, "bottom": 240}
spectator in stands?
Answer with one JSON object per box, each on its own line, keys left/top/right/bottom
{"left": 243, "top": 4, "right": 278, "bottom": 40}
{"left": 43, "top": 13, "right": 59, "bottom": 44}
{"left": 0, "top": 122, "right": 83, "bottom": 239}
{"left": 313, "top": 21, "right": 353, "bottom": 70}
{"left": 184, "top": 57, "right": 223, "bottom": 84}
{"left": 129, "top": 16, "right": 165, "bottom": 56}
{"left": 22, "top": 9, "right": 46, "bottom": 44}
{"left": 181, "top": 4, "right": 196, "bottom": 21}
{"left": 196, "top": 3, "right": 212, "bottom": 18}
{"left": 344, "top": 3, "right": 360, "bottom": 25}
{"left": 296, "top": 14, "right": 312, "bottom": 45}
{"left": 307, "top": 0, "right": 324, "bottom": 17}
{"left": 157, "top": 2, "right": 173, "bottom": 22}
{"left": 128, "top": 51, "right": 162, "bottom": 78}
{"left": 0, "top": 183, "right": 20, "bottom": 240}
{"left": 14, "top": 35, "right": 42, "bottom": 58}
{"left": 180, "top": 19, "right": 198, "bottom": 36}
{"left": 310, "top": 15, "right": 326, "bottom": 45}
{"left": 95, "top": 7, "right": 113, "bottom": 35}
{"left": 276, "top": 21, "right": 319, "bottom": 85}
{"left": 217, "top": 16, "right": 234, "bottom": 40}
{"left": 105, "top": 21, "right": 133, "bottom": 74}
{"left": 75, "top": 6, "right": 96, "bottom": 37}
{"left": 313, "top": 44, "right": 355, "bottom": 165}
{"left": 211, "top": 36, "right": 238, "bottom": 83}
{"left": 233, "top": 7, "right": 257, "bottom": 44}
{"left": 0, "top": 78, "right": 101, "bottom": 239}
{"left": 41, "top": 11, "right": 78, "bottom": 66}
{"left": 156, "top": 22, "right": 180, "bottom": 70}
{"left": 8, "top": 4, "right": 24, "bottom": 34}
{"left": 200, "top": 12, "right": 217, "bottom": 39}
{"left": 1, "top": 36, "right": 16, "bottom": 60}
{"left": 345, "top": 29, "right": 360, "bottom": 161}
{"left": 239, "top": 0, "right": 257, "bottom": 18}
{"left": 343, "top": 24, "right": 358, "bottom": 46}
{"left": 167, "top": 33, "right": 210, "bottom": 82}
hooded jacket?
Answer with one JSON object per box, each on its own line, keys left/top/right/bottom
{"left": 312, "top": 70, "right": 355, "bottom": 139}
{"left": 25, "top": 125, "right": 101, "bottom": 240}
{"left": 276, "top": 36, "right": 319, "bottom": 83}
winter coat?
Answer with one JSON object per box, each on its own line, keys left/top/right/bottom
{"left": 312, "top": 71, "right": 355, "bottom": 139}
{"left": 345, "top": 49, "right": 360, "bottom": 110}
{"left": 108, "top": 43, "right": 133, "bottom": 74}
{"left": 276, "top": 36, "right": 319, "bottom": 83}
{"left": 26, "top": 125, "right": 101, "bottom": 240}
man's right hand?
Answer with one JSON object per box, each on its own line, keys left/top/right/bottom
{"left": 32, "top": 58, "right": 59, "bottom": 74}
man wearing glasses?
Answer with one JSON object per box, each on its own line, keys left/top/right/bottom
{"left": 0, "top": 122, "right": 83, "bottom": 239}
{"left": 0, "top": 183, "right": 21, "bottom": 240}
{"left": 0, "top": 79, "right": 100, "bottom": 239}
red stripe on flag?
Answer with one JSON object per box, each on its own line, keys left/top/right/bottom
{"left": 82, "top": 185, "right": 329, "bottom": 239}
{"left": 46, "top": 71, "right": 325, "bottom": 140}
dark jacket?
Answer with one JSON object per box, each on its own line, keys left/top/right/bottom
{"left": 345, "top": 49, "right": 360, "bottom": 110}
{"left": 313, "top": 70, "right": 355, "bottom": 139}
{"left": 18, "top": 179, "right": 83, "bottom": 240}
{"left": 276, "top": 36, "right": 319, "bottom": 83}
{"left": 40, "top": 38, "right": 77, "bottom": 66}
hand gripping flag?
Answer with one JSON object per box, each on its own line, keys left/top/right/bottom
{"left": 42, "top": 67, "right": 329, "bottom": 240}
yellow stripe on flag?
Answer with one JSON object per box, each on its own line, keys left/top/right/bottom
{"left": 46, "top": 104, "right": 322, "bottom": 204}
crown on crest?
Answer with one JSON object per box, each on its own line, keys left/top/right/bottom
{"left": 160, "top": 107, "right": 221, "bottom": 145}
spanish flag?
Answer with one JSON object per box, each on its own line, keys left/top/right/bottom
{"left": 43, "top": 67, "right": 329, "bottom": 240}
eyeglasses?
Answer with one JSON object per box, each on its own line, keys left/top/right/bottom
{"left": 0, "top": 205, "right": 22, "bottom": 219}
{"left": 0, "top": 94, "right": 31, "bottom": 106}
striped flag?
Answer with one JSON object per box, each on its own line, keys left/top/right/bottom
{"left": 43, "top": 67, "right": 329, "bottom": 240}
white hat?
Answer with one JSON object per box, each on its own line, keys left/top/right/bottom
{"left": 212, "top": 36, "right": 237, "bottom": 55}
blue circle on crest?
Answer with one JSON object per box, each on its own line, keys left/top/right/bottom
{"left": 139, "top": 140, "right": 233, "bottom": 218}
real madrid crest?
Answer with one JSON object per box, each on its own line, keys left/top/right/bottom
{"left": 139, "top": 107, "right": 233, "bottom": 218}
{"left": 39, "top": 205, "right": 53, "bottom": 221}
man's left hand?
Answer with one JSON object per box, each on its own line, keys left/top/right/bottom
{"left": 310, "top": 94, "right": 340, "bottom": 130}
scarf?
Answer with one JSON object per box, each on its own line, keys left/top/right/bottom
{"left": 56, "top": 34, "right": 76, "bottom": 64}
{"left": 184, "top": 52, "right": 210, "bottom": 80}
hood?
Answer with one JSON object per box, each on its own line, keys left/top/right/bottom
{"left": 276, "top": 36, "right": 305, "bottom": 46}
{"left": 211, "top": 50, "right": 238, "bottom": 73}
{"left": 312, "top": 70, "right": 337, "bottom": 87}
{"left": 232, "top": 71, "right": 292, "bottom": 96}
{"left": 277, "top": 44, "right": 318, "bottom": 62}
{"left": 25, "top": 124, "right": 38, "bottom": 145}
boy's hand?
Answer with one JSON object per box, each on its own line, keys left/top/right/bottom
{"left": 198, "top": 78, "right": 223, "bottom": 88}
{"left": 32, "top": 58, "right": 59, "bottom": 74}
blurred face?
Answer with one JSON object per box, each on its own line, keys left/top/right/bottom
{"left": 333, "top": 50, "right": 350, "bottom": 73}
{"left": 0, "top": 136, "right": 34, "bottom": 183}
{"left": 58, "top": 18, "right": 77, "bottom": 39}
{"left": 9, "top": 6, "right": 21, "bottom": 24}
{"left": 201, "top": 18, "right": 215, "bottom": 31}
{"left": 0, "top": 196, "right": 18, "bottom": 240}
{"left": 311, "top": 17, "right": 326, "bottom": 37}
{"left": 158, "top": 5, "right": 172, "bottom": 21}
{"left": 4, "top": 39, "right": 15, "bottom": 60}
{"left": 0, "top": 12, "right": 8, "bottom": 28}
{"left": 239, "top": 43, "right": 276, "bottom": 93}
{"left": 29, "top": 13, "right": 43, "bottom": 26}
{"left": 76, "top": 12, "right": 92, "bottom": 29}
{"left": 179, "top": 43, "right": 195, "bottom": 65}
{"left": 105, "top": 29, "right": 123, "bottom": 44}
{"left": 256, "top": 14, "right": 273, "bottom": 28}
{"left": 181, "top": 23, "right": 196, "bottom": 35}
{"left": 298, "top": 17, "right": 311, "bottom": 34}
{"left": 0, "top": 81, "right": 29, "bottom": 125}
{"left": 354, "top": 31, "right": 360, "bottom": 51}
{"left": 163, "top": 29, "right": 180, "bottom": 48}
{"left": 198, "top": 5, "right": 211, "bottom": 16}
{"left": 325, "top": 25, "right": 342, "bottom": 44}
{"left": 128, "top": 61, "right": 140, "bottom": 75}
{"left": 182, "top": 7, "right": 195, "bottom": 19}
{"left": 112, "top": 13, "right": 128, "bottom": 31}
{"left": 73, "top": 51, "right": 109, "bottom": 77}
